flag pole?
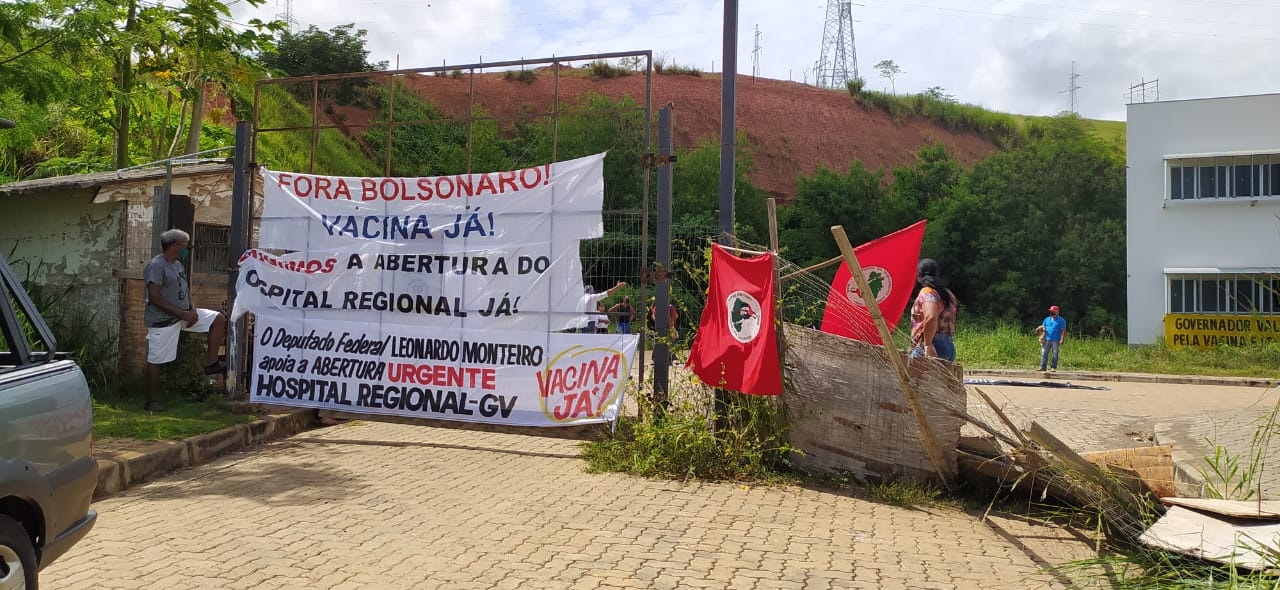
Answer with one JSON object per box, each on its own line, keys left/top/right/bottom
{"left": 830, "top": 225, "right": 955, "bottom": 488}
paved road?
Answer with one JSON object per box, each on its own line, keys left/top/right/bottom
{"left": 45, "top": 421, "right": 1097, "bottom": 589}
{"left": 969, "top": 378, "right": 1280, "bottom": 497}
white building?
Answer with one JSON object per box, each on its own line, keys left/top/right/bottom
{"left": 1127, "top": 93, "right": 1280, "bottom": 346}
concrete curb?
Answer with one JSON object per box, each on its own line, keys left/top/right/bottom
{"left": 965, "top": 368, "right": 1278, "bottom": 388}
{"left": 93, "top": 408, "right": 317, "bottom": 500}
{"left": 1153, "top": 421, "right": 1209, "bottom": 498}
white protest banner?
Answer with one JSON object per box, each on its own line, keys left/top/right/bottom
{"left": 259, "top": 153, "right": 605, "bottom": 251}
{"left": 249, "top": 313, "right": 638, "bottom": 426}
{"left": 231, "top": 247, "right": 602, "bottom": 331}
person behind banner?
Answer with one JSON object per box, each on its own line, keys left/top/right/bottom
{"left": 609, "top": 295, "right": 636, "bottom": 334}
{"left": 143, "top": 229, "right": 228, "bottom": 412}
{"left": 909, "top": 258, "right": 958, "bottom": 362}
{"left": 649, "top": 297, "right": 679, "bottom": 339}
{"left": 576, "top": 281, "right": 626, "bottom": 333}
{"left": 595, "top": 302, "right": 611, "bottom": 334}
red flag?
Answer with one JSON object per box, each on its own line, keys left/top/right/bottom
{"left": 686, "top": 244, "right": 783, "bottom": 396}
{"left": 820, "top": 220, "right": 927, "bottom": 344}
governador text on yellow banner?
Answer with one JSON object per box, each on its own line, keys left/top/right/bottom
{"left": 1164, "top": 314, "right": 1280, "bottom": 348}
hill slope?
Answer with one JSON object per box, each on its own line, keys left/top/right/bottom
{"left": 357, "top": 71, "right": 1002, "bottom": 201}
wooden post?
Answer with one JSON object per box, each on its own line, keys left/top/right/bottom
{"left": 767, "top": 199, "right": 785, "bottom": 381}
{"left": 831, "top": 225, "right": 955, "bottom": 487}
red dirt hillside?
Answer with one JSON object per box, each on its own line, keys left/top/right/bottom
{"left": 351, "top": 69, "right": 999, "bottom": 201}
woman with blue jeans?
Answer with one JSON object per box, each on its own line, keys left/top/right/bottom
{"left": 909, "top": 258, "right": 958, "bottom": 362}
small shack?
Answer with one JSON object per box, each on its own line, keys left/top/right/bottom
{"left": 0, "top": 162, "right": 253, "bottom": 377}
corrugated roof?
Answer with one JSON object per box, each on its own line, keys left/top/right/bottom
{"left": 0, "top": 162, "right": 233, "bottom": 198}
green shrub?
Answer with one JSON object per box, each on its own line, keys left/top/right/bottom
{"left": 587, "top": 60, "right": 631, "bottom": 80}
{"left": 502, "top": 69, "right": 537, "bottom": 84}
{"left": 582, "top": 386, "right": 794, "bottom": 481}
{"left": 655, "top": 62, "right": 702, "bottom": 77}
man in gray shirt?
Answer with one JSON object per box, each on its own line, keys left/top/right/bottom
{"left": 143, "top": 228, "right": 227, "bottom": 412}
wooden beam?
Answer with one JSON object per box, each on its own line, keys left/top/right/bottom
{"left": 974, "top": 387, "right": 1032, "bottom": 447}
{"left": 718, "top": 244, "right": 768, "bottom": 256}
{"left": 780, "top": 255, "right": 843, "bottom": 282}
{"left": 830, "top": 225, "right": 956, "bottom": 488}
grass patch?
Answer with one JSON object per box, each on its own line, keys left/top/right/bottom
{"left": 586, "top": 60, "right": 631, "bottom": 80}
{"left": 502, "top": 69, "right": 537, "bottom": 84}
{"left": 866, "top": 479, "right": 944, "bottom": 507}
{"left": 654, "top": 61, "right": 702, "bottom": 77}
{"left": 582, "top": 387, "right": 794, "bottom": 481}
{"left": 93, "top": 395, "right": 253, "bottom": 441}
{"left": 956, "top": 323, "right": 1280, "bottom": 378}
{"left": 846, "top": 82, "right": 1024, "bottom": 148}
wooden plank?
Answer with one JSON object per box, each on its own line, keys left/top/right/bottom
{"left": 830, "top": 225, "right": 955, "bottom": 488}
{"left": 1161, "top": 497, "right": 1280, "bottom": 520}
{"left": 973, "top": 387, "right": 1031, "bottom": 447}
{"left": 780, "top": 255, "right": 843, "bottom": 282}
{"left": 1026, "top": 421, "right": 1150, "bottom": 511}
{"left": 1139, "top": 505, "right": 1280, "bottom": 570}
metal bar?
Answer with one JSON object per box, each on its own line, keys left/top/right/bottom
{"left": 551, "top": 60, "right": 560, "bottom": 163}
{"left": 719, "top": 0, "right": 739, "bottom": 246}
{"left": 226, "top": 121, "right": 252, "bottom": 399}
{"left": 251, "top": 82, "right": 261, "bottom": 165}
{"left": 309, "top": 78, "right": 319, "bottom": 173}
{"left": 652, "top": 104, "right": 674, "bottom": 412}
{"left": 637, "top": 52, "right": 653, "bottom": 391}
{"left": 467, "top": 67, "right": 475, "bottom": 174}
{"left": 255, "top": 50, "right": 655, "bottom": 87}
{"left": 384, "top": 74, "right": 395, "bottom": 175}
{"left": 255, "top": 106, "right": 647, "bottom": 134}
{"left": 831, "top": 224, "right": 956, "bottom": 488}
{"left": 780, "top": 255, "right": 844, "bottom": 281}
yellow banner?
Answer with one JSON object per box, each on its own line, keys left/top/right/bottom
{"left": 1164, "top": 314, "right": 1280, "bottom": 348}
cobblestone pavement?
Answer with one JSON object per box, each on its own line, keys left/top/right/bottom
{"left": 969, "top": 378, "right": 1280, "bottom": 497}
{"left": 45, "top": 421, "right": 1099, "bottom": 590}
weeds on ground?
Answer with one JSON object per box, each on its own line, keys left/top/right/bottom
{"left": 582, "top": 381, "right": 794, "bottom": 481}
{"left": 1198, "top": 397, "right": 1280, "bottom": 501}
{"left": 866, "top": 480, "right": 944, "bottom": 507}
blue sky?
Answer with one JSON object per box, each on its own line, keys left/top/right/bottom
{"left": 234, "top": 0, "right": 1280, "bottom": 121}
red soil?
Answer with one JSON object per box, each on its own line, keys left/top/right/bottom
{"left": 330, "top": 69, "right": 998, "bottom": 202}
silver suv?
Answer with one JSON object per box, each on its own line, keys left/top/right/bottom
{"left": 0, "top": 252, "right": 97, "bottom": 589}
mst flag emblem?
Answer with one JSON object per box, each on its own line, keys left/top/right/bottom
{"left": 686, "top": 245, "right": 783, "bottom": 395}
{"left": 845, "top": 266, "right": 892, "bottom": 307}
{"left": 727, "top": 291, "right": 763, "bottom": 343}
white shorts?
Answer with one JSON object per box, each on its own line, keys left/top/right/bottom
{"left": 147, "top": 308, "right": 221, "bottom": 364}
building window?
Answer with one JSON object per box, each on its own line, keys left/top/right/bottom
{"left": 1168, "top": 274, "right": 1280, "bottom": 314}
{"left": 1166, "top": 153, "right": 1280, "bottom": 200}
{"left": 192, "top": 223, "right": 230, "bottom": 274}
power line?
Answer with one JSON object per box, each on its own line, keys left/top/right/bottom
{"left": 752, "top": 24, "right": 762, "bottom": 79}
{"left": 1058, "top": 60, "right": 1082, "bottom": 114}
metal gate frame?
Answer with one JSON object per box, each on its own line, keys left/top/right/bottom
{"left": 235, "top": 51, "right": 663, "bottom": 416}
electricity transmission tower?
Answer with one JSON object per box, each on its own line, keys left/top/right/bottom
{"left": 815, "top": 0, "right": 859, "bottom": 89}
{"left": 1060, "top": 61, "right": 1083, "bottom": 114}
{"left": 752, "top": 25, "right": 762, "bottom": 79}
{"left": 276, "top": 0, "right": 297, "bottom": 32}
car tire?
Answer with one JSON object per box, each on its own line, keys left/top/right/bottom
{"left": 0, "top": 514, "right": 37, "bottom": 590}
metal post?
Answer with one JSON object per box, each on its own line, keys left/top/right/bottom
{"left": 717, "top": 0, "right": 740, "bottom": 425}
{"left": 226, "top": 121, "right": 252, "bottom": 399}
{"left": 652, "top": 104, "right": 675, "bottom": 411}
{"left": 720, "top": 0, "right": 739, "bottom": 245}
